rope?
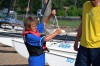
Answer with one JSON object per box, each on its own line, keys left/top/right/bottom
{"left": 25, "top": 0, "right": 30, "bottom": 18}
{"left": 53, "top": 15, "right": 59, "bottom": 28}
{"left": 51, "top": 15, "right": 59, "bottom": 29}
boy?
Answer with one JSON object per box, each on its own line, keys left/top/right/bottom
{"left": 23, "top": 10, "right": 62, "bottom": 66}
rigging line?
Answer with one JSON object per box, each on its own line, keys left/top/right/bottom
{"left": 53, "top": 15, "right": 59, "bottom": 28}
{"left": 55, "top": 15, "right": 59, "bottom": 27}
{"left": 25, "top": 0, "right": 31, "bottom": 18}
{"left": 0, "top": 0, "right": 3, "bottom": 6}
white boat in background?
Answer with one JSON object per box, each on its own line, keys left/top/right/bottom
{"left": 1, "top": 25, "right": 23, "bottom": 31}
{"left": 0, "top": 36, "right": 13, "bottom": 47}
{"left": 0, "top": 28, "right": 23, "bottom": 47}
{"left": 0, "top": 27, "right": 28, "bottom": 58}
{"left": 12, "top": 38, "right": 29, "bottom": 58}
{"left": 14, "top": 26, "right": 23, "bottom": 31}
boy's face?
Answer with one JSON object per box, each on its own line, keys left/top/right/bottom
{"left": 30, "top": 22, "right": 37, "bottom": 32}
{"left": 90, "top": 0, "right": 99, "bottom": 6}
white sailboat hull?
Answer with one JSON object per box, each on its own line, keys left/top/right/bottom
{"left": 0, "top": 36, "right": 13, "bottom": 47}
{"left": 45, "top": 40, "right": 78, "bottom": 66}
{"left": 0, "top": 31, "right": 22, "bottom": 47}
{"left": 46, "top": 53, "right": 76, "bottom": 66}
{"left": 12, "top": 38, "right": 29, "bottom": 58}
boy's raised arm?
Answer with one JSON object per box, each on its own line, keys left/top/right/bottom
{"left": 43, "top": 9, "right": 56, "bottom": 25}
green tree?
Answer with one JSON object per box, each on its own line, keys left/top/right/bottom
{"left": 52, "top": 0, "right": 66, "bottom": 9}
{"left": 0, "top": 0, "right": 88, "bottom": 15}
{"left": 15, "top": 0, "right": 41, "bottom": 14}
{"left": 0, "top": 0, "right": 10, "bottom": 9}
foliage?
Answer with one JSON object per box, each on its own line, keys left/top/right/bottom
{"left": 77, "top": 0, "right": 89, "bottom": 7}
{"left": 52, "top": 0, "right": 85, "bottom": 16}
{"left": 66, "top": 6, "right": 82, "bottom": 16}
{"left": 0, "top": 0, "right": 87, "bottom": 16}
{"left": 0, "top": 0, "right": 10, "bottom": 9}
{"left": 52, "top": 0, "right": 66, "bottom": 9}
{"left": 17, "top": 10, "right": 26, "bottom": 14}
{"left": 57, "top": 9, "right": 65, "bottom": 16}
{"left": 15, "top": 0, "right": 42, "bottom": 14}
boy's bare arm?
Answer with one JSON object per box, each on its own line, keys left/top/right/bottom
{"left": 43, "top": 9, "right": 56, "bottom": 25}
{"left": 44, "top": 28, "right": 61, "bottom": 41}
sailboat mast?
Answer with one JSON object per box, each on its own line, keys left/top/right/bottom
{"left": 40, "top": 0, "right": 51, "bottom": 21}
{"left": 7, "top": 0, "right": 14, "bottom": 17}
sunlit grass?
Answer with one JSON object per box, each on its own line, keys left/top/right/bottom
{"left": 48, "top": 20, "right": 81, "bottom": 28}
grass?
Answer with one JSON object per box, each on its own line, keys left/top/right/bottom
{"left": 48, "top": 20, "right": 81, "bottom": 28}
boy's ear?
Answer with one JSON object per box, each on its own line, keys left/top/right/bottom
{"left": 26, "top": 26, "right": 30, "bottom": 30}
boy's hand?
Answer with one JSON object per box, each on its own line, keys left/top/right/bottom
{"left": 55, "top": 28, "right": 62, "bottom": 34}
{"left": 43, "top": 9, "right": 56, "bottom": 25}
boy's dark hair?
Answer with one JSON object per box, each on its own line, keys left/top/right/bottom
{"left": 24, "top": 16, "right": 38, "bottom": 30}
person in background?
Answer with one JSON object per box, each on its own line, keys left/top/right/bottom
{"left": 74, "top": 0, "right": 100, "bottom": 66}
{"left": 23, "top": 10, "right": 62, "bottom": 66}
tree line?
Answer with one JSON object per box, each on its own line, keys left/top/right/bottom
{"left": 0, "top": 0, "right": 88, "bottom": 16}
